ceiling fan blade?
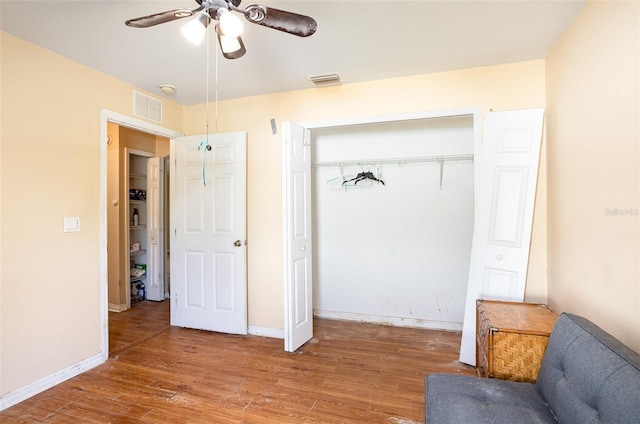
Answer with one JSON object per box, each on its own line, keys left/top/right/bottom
{"left": 125, "top": 8, "right": 195, "bottom": 28}
{"left": 243, "top": 5, "right": 317, "bottom": 37}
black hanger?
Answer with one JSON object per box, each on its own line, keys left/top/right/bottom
{"left": 342, "top": 171, "right": 385, "bottom": 186}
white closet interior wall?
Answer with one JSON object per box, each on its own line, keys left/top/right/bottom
{"left": 311, "top": 115, "right": 474, "bottom": 330}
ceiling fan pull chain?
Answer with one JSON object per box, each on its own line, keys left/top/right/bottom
{"left": 198, "top": 140, "right": 212, "bottom": 186}
{"left": 198, "top": 18, "right": 217, "bottom": 187}
{"left": 215, "top": 27, "right": 219, "bottom": 132}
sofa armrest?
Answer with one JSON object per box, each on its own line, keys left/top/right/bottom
{"left": 536, "top": 313, "right": 640, "bottom": 424}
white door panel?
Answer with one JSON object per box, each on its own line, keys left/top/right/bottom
{"left": 146, "top": 157, "right": 165, "bottom": 301}
{"left": 171, "top": 133, "right": 247, "bottom": 335}
{"left": 283, "top": 122, "right": 313, "bottom": 352}
{"left": 459, "top": 109, "right": 544, "bottom": 365}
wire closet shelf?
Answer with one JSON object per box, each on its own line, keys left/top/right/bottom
{"left": 312, "top": 153, "right": 474, "bottom": 168}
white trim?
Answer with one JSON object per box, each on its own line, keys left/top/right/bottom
{"left": 0, "top": 353, "right": 104, "bottom": 411}
{"left": 301, "top": 107, "right": 480, "bottom": 129}
{"left": 100, "top": 112, "right": 109, "bottom": 361}
{"left": 100, "top": 109, "right": 183, "bottom": 364}
{"left": 248, "top": 326, "right": 284, "bottom": 339}
{"left": 314, "top": 310, "right": 463, "bottom": 332}
{"left": 282, "top": 132, "right": 288, "bottom": 348}
{"left": 102, "top": 110, "right": 182, "bottom": 139}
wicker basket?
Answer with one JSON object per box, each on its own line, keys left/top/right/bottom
{"left": 476, "top": 300, "right": 558, "bottom": 383}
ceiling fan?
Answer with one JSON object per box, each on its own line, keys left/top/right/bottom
{"left": 125, "top": 0, "right": 318, "bottom": 59}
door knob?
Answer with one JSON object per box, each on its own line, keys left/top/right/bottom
{"left": 234, "top": 240, "right": 242, "bottom": 247}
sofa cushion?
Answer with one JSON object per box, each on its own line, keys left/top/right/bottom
{"left": 536, "top": 313, "right": 640, "bottom": 424}
{"left": 425, "top": 374, "right": 557, "bottom": 423}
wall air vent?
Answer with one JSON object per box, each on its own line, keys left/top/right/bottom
{"left": 308, "top": 73, "right": 341, "bottom": 87}
{"left": 133, "top": 91, "right": 163, "bottom": 123}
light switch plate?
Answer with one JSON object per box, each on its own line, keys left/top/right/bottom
{"left": 63, "top": 217, "right": 80, "bottom": 232}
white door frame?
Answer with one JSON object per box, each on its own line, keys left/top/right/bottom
{"left": 283, "top": 107, "right": 482, "bottom": 351}
{"left": 99, "top": 110, "right": 182, "bottom": 360}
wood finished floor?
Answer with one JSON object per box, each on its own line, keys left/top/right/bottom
{"left": 2, "top": 301, "right": 474, "bottom": 423}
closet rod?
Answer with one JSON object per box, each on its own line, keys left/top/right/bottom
{"left": 313, "top": 153, "right": 474, "bottom": 168}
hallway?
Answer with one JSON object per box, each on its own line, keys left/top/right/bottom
{"left": 109, "top": 300, "right": 170, "bottom": 356}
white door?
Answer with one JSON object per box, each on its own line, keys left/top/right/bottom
{"left": 146, "top": 156, "right": 165, "bottom": 301}
{"left": 283, "top": 122, "right": 313, "bottom": 352}
{"left": 459, "top": 109, "right": 545, "bottom": 365}
{"left": 171, "top": 132, "right": 247, "bottom": 335}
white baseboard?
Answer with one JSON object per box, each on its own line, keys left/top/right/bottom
{"left": 0, "top": 353, "right": 104, "bottom": 411}
{"left": 245, "top": 313, "right": 461, "bottom": 345}
{"left": 108, "top": 303, "right": 128, "bottom": 312}
{"left": 248, "top": 325, "right": 284, "bottom": 339}
{"left": 313, "top": 309, "right": 463, "bottom": 332}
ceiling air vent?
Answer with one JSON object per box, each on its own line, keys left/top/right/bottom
{"left": 308, "top": 73, "right": 341, "bottom": 87}
{"left": 133, "top": 91, "right": 163, "bottom": 123}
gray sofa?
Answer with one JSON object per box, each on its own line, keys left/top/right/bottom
{"left": 426, "top": 313, "right": 640, "bottom": 423}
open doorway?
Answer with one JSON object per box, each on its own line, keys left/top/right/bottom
{"left": 100, "top": 110, "right": 182, "bottom": 358}
{"left": 282, "top": 108, "right": 482, "bottom": 352}
{"left": 310, "top": 115, "right": 476, "bottom": 329}
{"left": 107, "top": 126, "right": 170, "bottom": 307}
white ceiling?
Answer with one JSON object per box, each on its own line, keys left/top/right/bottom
{"left": 1, "top": 0, "right": 585, "bottom": 105}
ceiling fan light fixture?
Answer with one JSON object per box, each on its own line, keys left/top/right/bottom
{"left": 126, "top": 0, "right": 318, "bottom": 59}
{"left": 216, "top": 24, "right": 246, "bottom": 59}
{"left": 181, "top": 12, "right": 210, "bottom": 45}
{"left": 217, "top": 8, "right": 244, "bottom": 38}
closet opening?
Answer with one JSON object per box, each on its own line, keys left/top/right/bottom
{"left": 309, "top": 114, "right": 476, "bottom": 331}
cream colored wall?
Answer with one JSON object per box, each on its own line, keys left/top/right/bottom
{"left": 183, "top": 59, "right": 548, "bottom": 330}
{"left": 0, "top": 32, "right": 182, "bottom": 397}
{"left": 546, "top": 1, "right": 640, "bottom": 351}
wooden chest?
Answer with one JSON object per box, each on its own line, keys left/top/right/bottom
{"left": 476, "top": 299, "right": 558, "bottom": 383}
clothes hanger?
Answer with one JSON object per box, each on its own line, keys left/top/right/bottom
{"left": 342, "top": 171, "right": 385, "bottom": 186}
